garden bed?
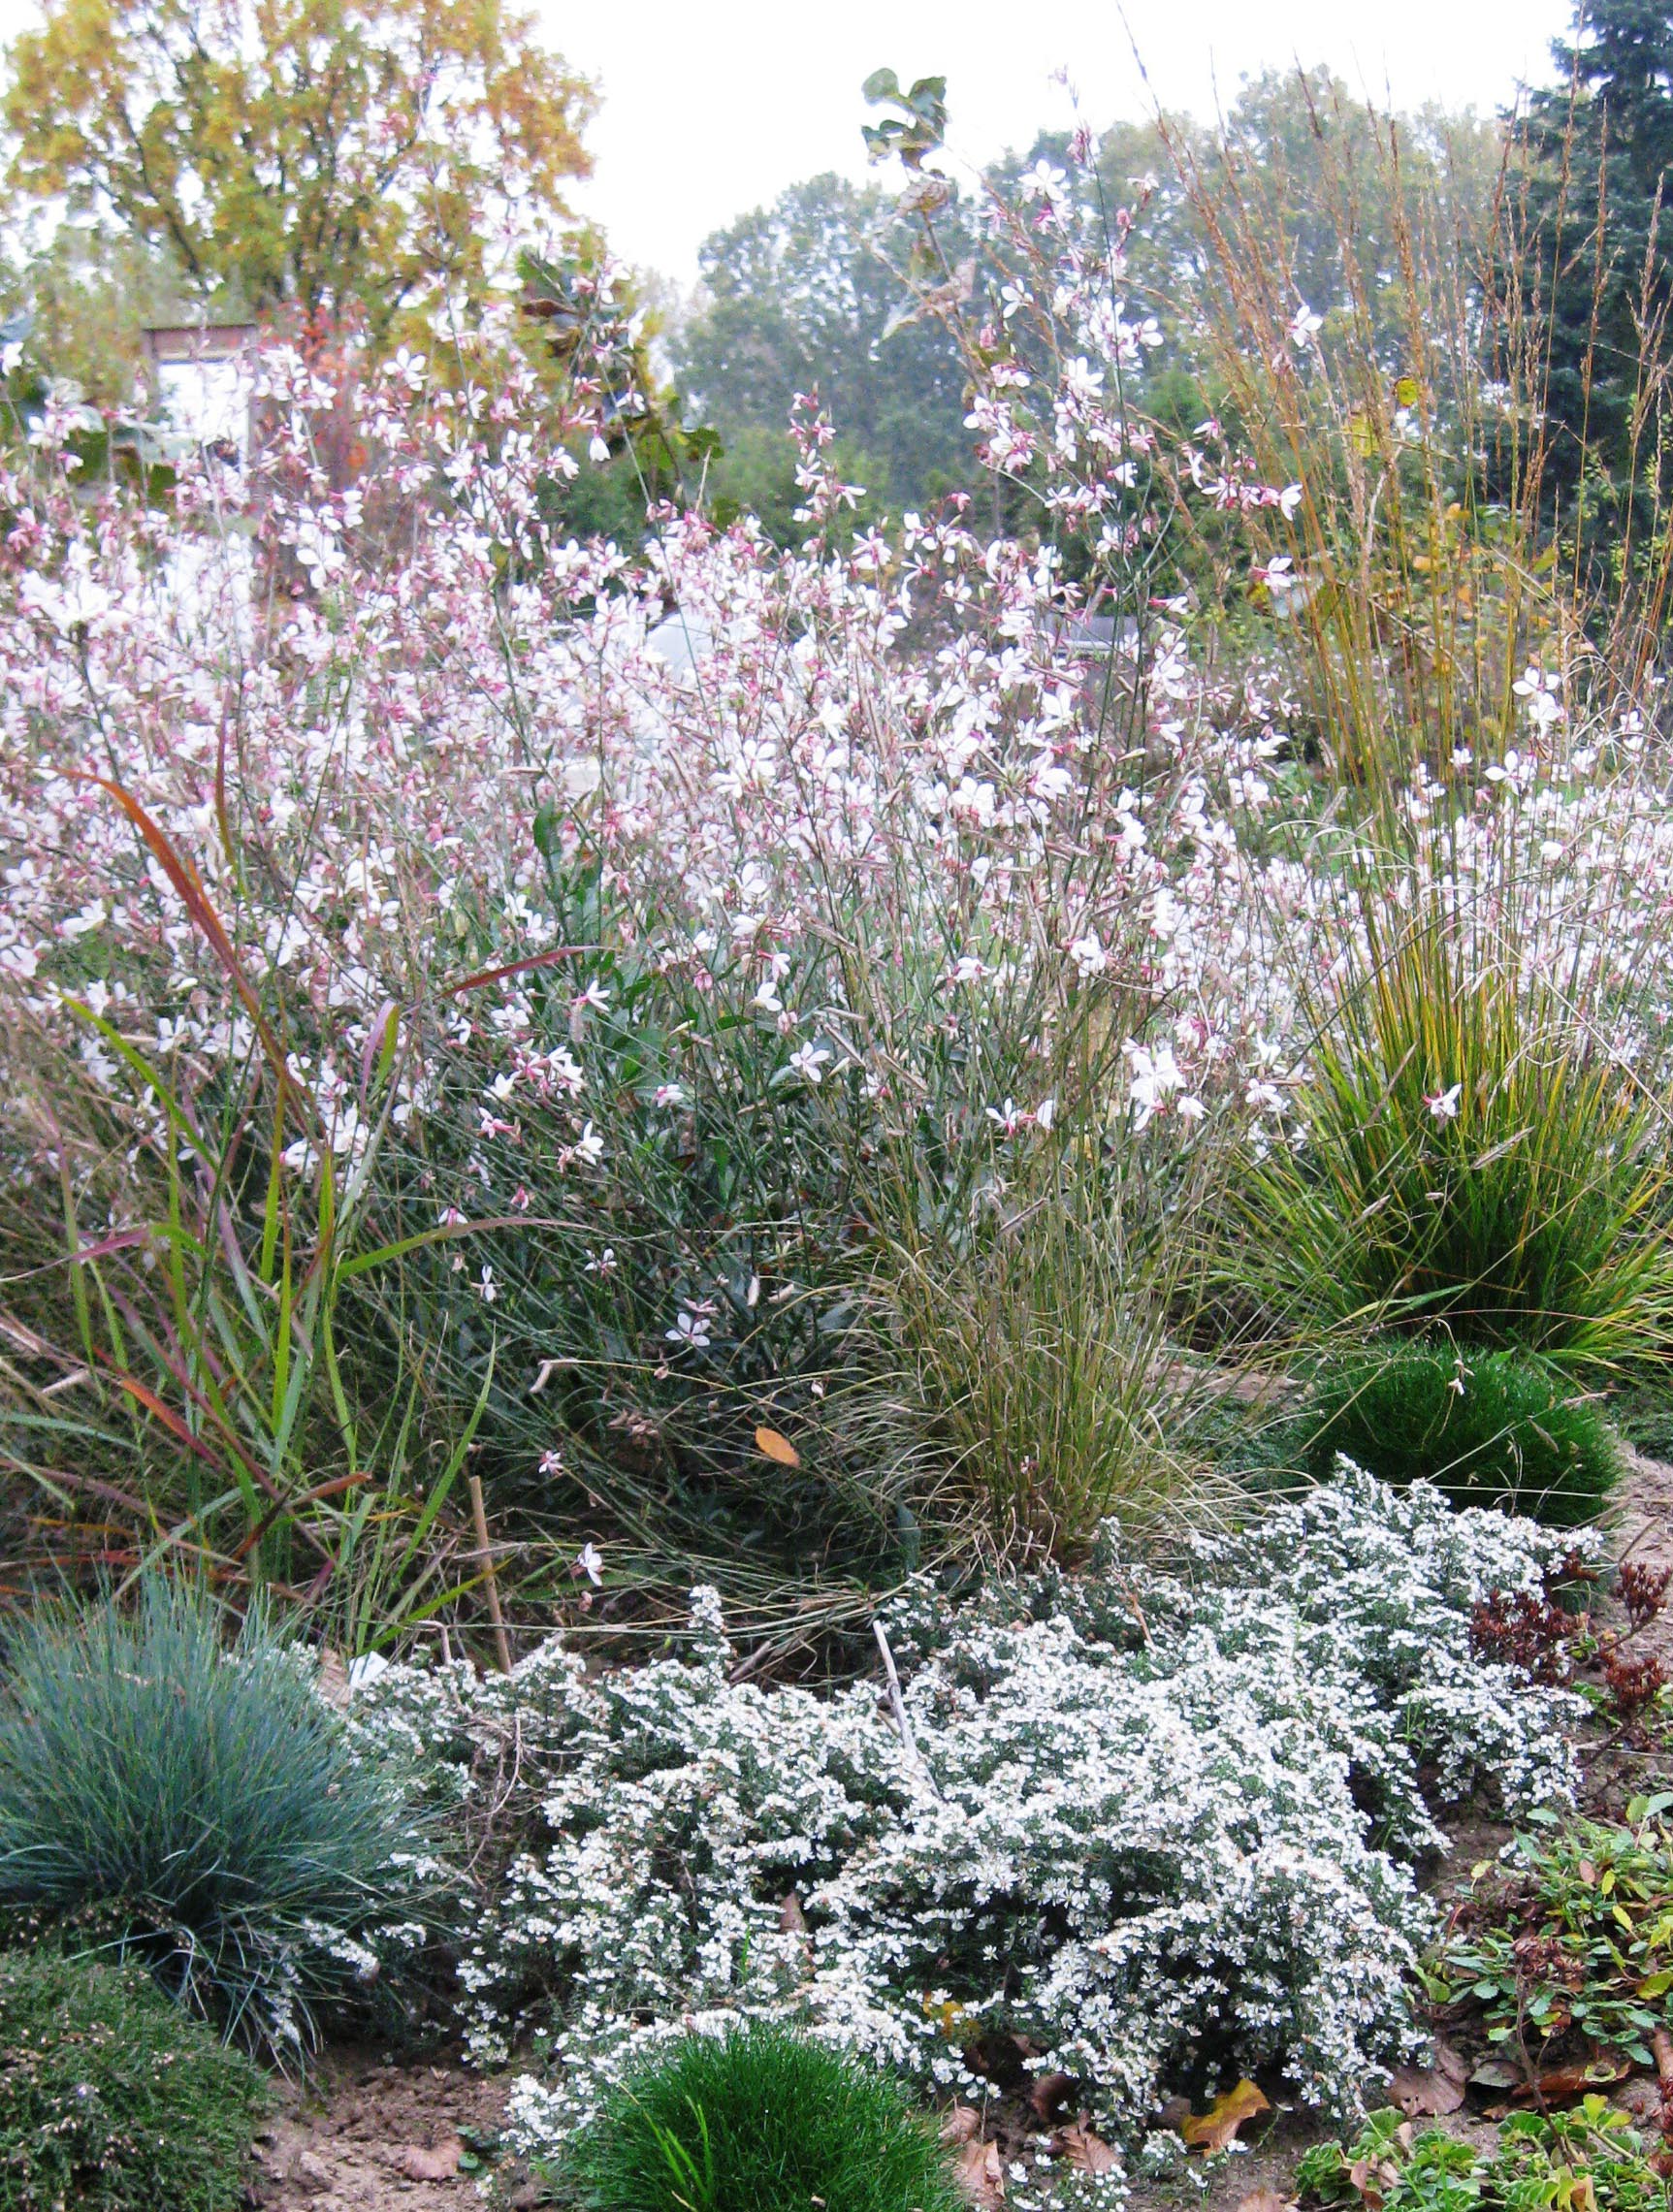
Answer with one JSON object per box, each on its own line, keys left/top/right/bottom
{"left": 240, "top": 1443, "right": 1673, "bottom": 2212}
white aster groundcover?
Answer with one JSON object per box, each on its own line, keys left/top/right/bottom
{"left": 345, "top": 1467, "right": 1588, "bottom": 2178}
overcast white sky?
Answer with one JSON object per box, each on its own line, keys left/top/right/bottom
{"left": 555, "top": 0, "right": 1576, "bottom": 284}
{"left": 0, "top": 0, "right": 1579, "bottom": 290}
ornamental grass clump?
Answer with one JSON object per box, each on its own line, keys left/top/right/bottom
{"left": 1237, "top": 904, "right": 1673, "bottom": 1372}
{"left": 0, "top": 1947, "right": 270, "bottom": 2212}
{"left": 879, "top": 1135, "right": 1234, "bottom": 1557}
{"left": 563, "top": 2023, "right": 963, "bottom": 2212}
{"left": 0, "top": 1576, "right": 435, "bottom": 2053}
{"left": 1303, "top": 1343, "right": 1621, "bottom": 1526}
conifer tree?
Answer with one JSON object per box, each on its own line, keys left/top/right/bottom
{"left": 1521, "top": 0, "right": 1673, "bottom": 506}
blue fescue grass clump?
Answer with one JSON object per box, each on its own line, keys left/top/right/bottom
{"left": 1303, "top": 1342, "right": 1621, "bottom": 1525}
{"left": 563, "top": 2024, "right": 964, "bottom": 2212}
{"left": 0, "top": 1576, "right": 434, "bottom": 2052}
{"left": 0, "top": 1947, "right": 270, "bottom": 2212}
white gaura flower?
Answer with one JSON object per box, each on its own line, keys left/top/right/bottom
{"left": 787, "top": 1042, "right": 831, "bottom": 1086}
{"left": 19, "top": 558, "right": 119, "bottom": 635}
{"left": 1124, "top": 1039, "right": 1184, "bottom": 1128}
{"left": 1425, "top": 1083, "right": 1463, "bottom": 1121}
{"left": 571, "top": 1120, "right": 605, "bottom": 1167}
{"left": 1512, "top": 665, "right": 1564, "bottom": 734}
{"left": 1289, "top": 303, "right": 1324, "bottom": 347}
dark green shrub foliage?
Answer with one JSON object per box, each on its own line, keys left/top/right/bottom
{"left": 0, "top": 1948, "right": 268, "bottom": 2212}
{"left": 1304, "top": 1343, "right": 1620, "bottom": 1525}
{"left": 0, "top": 1577, "right": 431, "bottom": 2048}
{"left": 564, "top": 2024, "right": 963, "bottom": 2212}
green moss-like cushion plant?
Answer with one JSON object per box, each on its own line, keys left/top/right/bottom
{"left": 1303, "top": 1343, "right": 1620, "bottom": 1525}
{"left": 563, "top": 2024, "right": 964, "bottom": 2212}
{"left": 0, "top": 1947, "right": 269, "bottom": 2212}
{"left": 0, "top": 1576, "right": 434, "bottom": 2051}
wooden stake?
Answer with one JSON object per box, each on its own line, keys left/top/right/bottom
{"left": 467, "top": 1472, "right": 513, "bottom": 1675}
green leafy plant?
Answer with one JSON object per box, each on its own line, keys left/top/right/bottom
{"left": 1298, "top": 2099, "right": 1669, "bottom": 2212}
{"left": 0, "top": 1946, "right": 269, "bottom": 2212}
{"left": 1303, "top": 1343, "right": 1621, "bottom": 1525}
{"left": 1298, "top": 2108, "right": 1483, "bottom": 2212}
{"left": 561, "top": 2024, "right": 964, "bottom": 2212}
{"left": 1494, "top": 2101, "right": 1673, "bottom": 2212}
{"left": 0, "top": 1575, "right": 435, "bottom": 2051}
{"left": 1429, "top": 1801, "right": 1673, "bottom": 2081}
{"left": 377, "top": 807, "right": 1239, "bottom": 1632}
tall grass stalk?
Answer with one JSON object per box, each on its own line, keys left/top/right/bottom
{"left": 878, "top": 1146, "right": 1227, "bottom": 1557}
{"left": 0, "top": 794, "right": 498, "bottom": 1649}
{"left": 1159, "top": 75, "right": 1673, "bottom": 785}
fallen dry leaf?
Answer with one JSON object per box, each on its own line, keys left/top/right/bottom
{"left": 1387, "top": 2041, "right": 1468, "bottom": 2117}
{"left": 1027, "top": 2070, "right": 1075, "bottom": 2122}
{"left": 392, "top": 2133, "right": 463, "bottom": 2182}
{"left": 755, "top": 1426, "right": 801, "bottom": 1467}
{"left": 941, "top": 2104, "right": 982, "bottom": 2145}
{"left": 1057, "top": 2121, "right": 1120, "bottom": 2176}
{"left": 1237, "top": 2191, "right": 1295, "bottom": 2212}
{"left": 1179, "top": 2079, "right": 1271, "bottom": 2154}
{"left": 1349, "top": 2153, "right": 1395, "bottom": 2211}
{"left": 779, "top": 1890, "right": 808, "bottom": 1933}
{"left": 954, "top": 2134, "right": 1006, "bottom": 2208}
{"left": 1511, "top": 2059, "right": 1629, "bottom": 2105}
{"left": 1470, "top": 2061, "right": 1521, "bottom": 2090}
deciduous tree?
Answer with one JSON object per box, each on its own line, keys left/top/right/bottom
{"left": 673, "top": 172, "right": 975, "bottom": 512}
{"left": 3, "top": 0, "right": 595, "bottom": 339}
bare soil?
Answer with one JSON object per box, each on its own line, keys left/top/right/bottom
{"left": 1604, "top": 1444, "right": 1673, "bottom": 1663}
{"left": 251, "top": 2046, "right": 531, "bottom": 2211}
